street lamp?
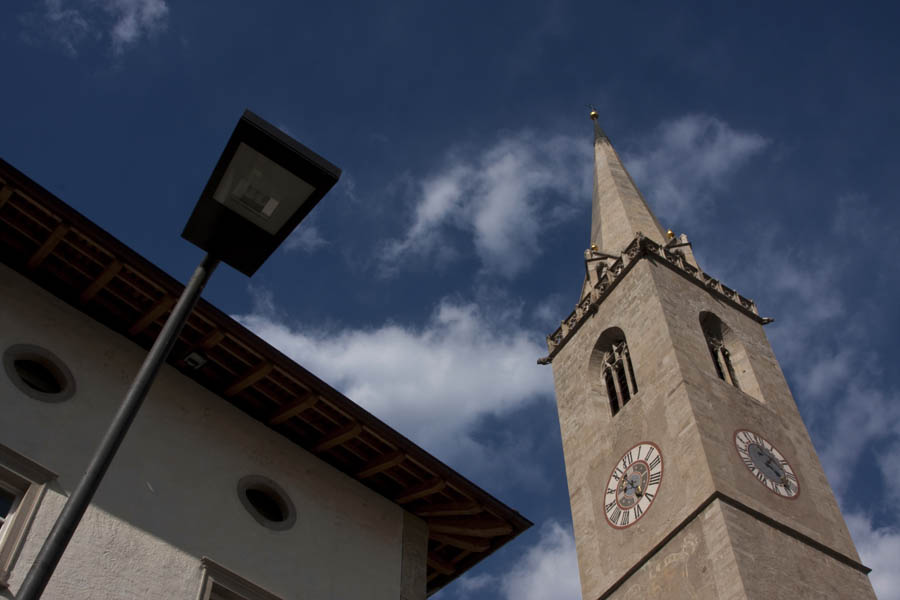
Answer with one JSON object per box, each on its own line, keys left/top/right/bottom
{"left": 17, "top": 110, "right": 340, "bottom": 599}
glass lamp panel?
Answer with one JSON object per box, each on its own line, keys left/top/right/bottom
{"left": 212, "top": 143, "right": 316, "bottom": 234}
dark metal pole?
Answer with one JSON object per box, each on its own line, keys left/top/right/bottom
{"left": 17, "top": 253, "right": 220, "bottom": 600}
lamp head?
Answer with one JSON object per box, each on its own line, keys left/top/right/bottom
{"left": 182, "top": 110, "right": 341, "bottom": 276}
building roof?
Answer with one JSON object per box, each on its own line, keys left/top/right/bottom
{"left": 0, "top": 157, "right": 531, "bottom": 596}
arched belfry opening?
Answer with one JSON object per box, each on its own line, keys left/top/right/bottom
{"left": 699, "top": 311, "right": 763, "bottom": 402}
{"left": 590, "top": 327, "right": 638, "bottom": 417}
{"left": 700, "top": 312, "right": 738, "bottom": 387}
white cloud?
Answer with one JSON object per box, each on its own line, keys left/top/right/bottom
{"left": 532, "top": 293, "right": 566, "bottom": 330}
{"left": 877, "top": 442, "right": 900, "bottom": 506}
{"left": 380, "top": 132, "right": 590, "bottom": 278}
{"left": 817, "top": 380, "right": 900, "bottom": 496}
{"left": 283, "top": 224, "right": 327, "bottom": 253}
{"left": 455, "top": 572, "right": 497, "bottom": 593}
{"left": 626, "top": 114, "right": 768, "bottom": 222}
{"left": 41, "top": 0, "right": 92, "bottom": 56}
{"left": 27, "top": 0, "right": 168, "bottom": 55}
{"left": 235, "top": 298, "right": 554, "bottom": 470}
{"left": 440, "top": 521, "right": 581, "bottom": 600}
{"left": 380, "top": 115, "right": 765, "bottom": 279}
{"left": 846, "top": 513, "right": 900, "bottom": 599}
{"left": 105, "top": 0, "right": 168, "bottom": 53}
{"left": 499, "top": 521, "right": 581, "bottom": 600}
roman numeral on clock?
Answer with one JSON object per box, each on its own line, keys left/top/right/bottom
{"left": 610, "top": 507, "right": 621, "bottom": 525}
{"left": 648, "top": 456, "right": 661, "bottom": 470}
{"left": 633, "top": 504, "right": 643, "bottom": 519}
{"left": 649, "top": 472, "right": 661, "bottom": 486}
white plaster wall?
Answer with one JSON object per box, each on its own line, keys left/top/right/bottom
{"left": 0, "top": 263, "right": 407, "bottom": 600}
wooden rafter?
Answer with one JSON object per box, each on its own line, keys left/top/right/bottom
{"left": 27, "top": 222, "right": 69, "bottom": 269}
{"left": 0, "top": 185, "right": 12, "bottom": 210}
{"left": 355, "top": 449, "right": 405, "bottom": 479}
{"left": 128, "top": 294, "right": 175, "bottom": 336}
{"left": 80, "top": 259, "right": 122, "bottom": 303}
{"left": 415, "top": 501, "right": 482, "bottom": 517}
{"left": 426, "top": 518, "right": 513, "bottom": 538}
{"left": 427, "top": 554, "right": 456, "bottom": 576}
{"left": 312, "top": 422, "right": 362, "bottom": 453}
{"left": 197, "top": 329, "right": 225, "bottom": 350}
{"left": 430, "top": 533, "right": 491, "bottom": 553}
{"left": 268, "top": 394, "right": 317, "bottom": 425}
{"left": 176, "top": 328, "right": 225, "bottom": 365}
{"left": 224, "top": 361, "right": 273, "bottom": 397}
{"left": 395, "top": 478, "right": 446, "bottom": 504}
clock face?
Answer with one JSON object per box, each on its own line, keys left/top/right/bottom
{"left": 734, "top": 429, "right": 799, "bottom": 498}
{"left": 604, "top": 442, "right": 663, "bottom": 529}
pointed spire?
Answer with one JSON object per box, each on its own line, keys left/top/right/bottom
{"left": 589, "top": 111, "right": 666, "bottom": 254}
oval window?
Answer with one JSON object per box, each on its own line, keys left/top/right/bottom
{"left": 3, "top": 344, "right": 75, "bottom": 402}
{"left": 237, "top": 475, "right": 296, "bottom": 531}
{"left": 245, "top": 487, "right": 286, "bottom": 522}
{"left": 14, "top": 359, "right": 64, "bottom": 394}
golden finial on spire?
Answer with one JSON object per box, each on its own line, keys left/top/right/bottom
{"left": 589, "top": 109, "right": 599, "bottom": 121}
{"left": 666, "top": 229, "right": 675, "bottom": 240}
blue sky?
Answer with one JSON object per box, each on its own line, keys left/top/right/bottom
{"left": 3, "top": 2, "right": 900, "bottom": 598}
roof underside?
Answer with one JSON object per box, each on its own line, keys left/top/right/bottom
{"left": 0, "top": 158, "right": 531, "bottom": 596}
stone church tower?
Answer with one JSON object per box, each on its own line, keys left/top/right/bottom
{"left": 539, "top": 112, "right": 877, "bottom": 599}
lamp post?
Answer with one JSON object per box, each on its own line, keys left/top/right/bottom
{"left": 16, "top": 110, "right": 340, "bottom": 600}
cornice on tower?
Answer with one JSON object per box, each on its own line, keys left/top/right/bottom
{"left": 590, "top": 112, "right": 667, "bottom": 253}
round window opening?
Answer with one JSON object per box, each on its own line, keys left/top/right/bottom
{"left": 3, "top": 344, "right": 75, "bottom": 402}
{"left": 237, "top": 476, "right": 296, "bottom": 531}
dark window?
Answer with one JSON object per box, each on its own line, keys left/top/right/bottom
{"left": 602, "top": 338, "right": 638, "bottom": 416}
{"left": 0, "top": 487, "right": 17, "bottom": 523}
{"left": 244, "top": 487, "right": 286, "bottom": 523}
{"left": 13, "top": 359, "right": 63, "bottom": 394}
{"left": 3, "top": 344, "right": 75, "bottom": 402}
{"left": 700, "top": 312, "right": 739, "bottom": 390}
{"left": 605, "top": 370, "right": 619, "bottom": 416}
{"left": 237, "top": 475, "right": 296, "bottom": 530}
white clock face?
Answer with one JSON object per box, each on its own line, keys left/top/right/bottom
{"left": 734, "top": 429, "right": 799, "bottom": 498}
{"left": 604, "top": 442, "right": 663, "bottom": 529}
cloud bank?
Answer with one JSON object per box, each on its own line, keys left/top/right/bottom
{"left": 236, "top": 297, "right": 554, "bottom": 479}
{"left": 378, "top": 115, "right": 767, "bottom": 282}
{"left": 452, "top": 521, "right": 581, "bottom": 600}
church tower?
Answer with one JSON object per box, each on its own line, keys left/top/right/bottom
{"left": 539, "top": 112, "right": 877, "bottom": 599}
